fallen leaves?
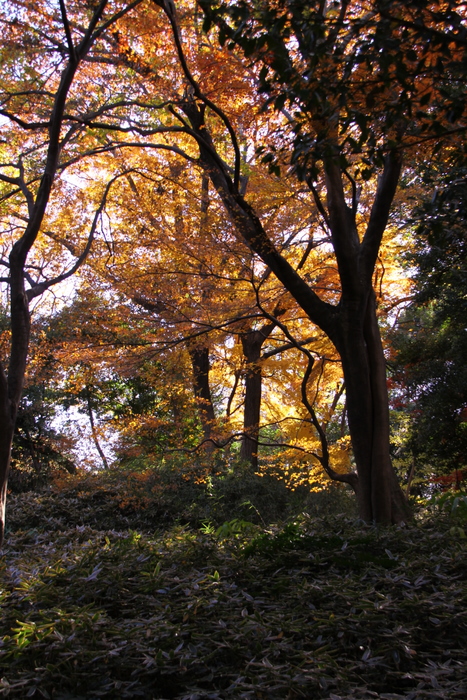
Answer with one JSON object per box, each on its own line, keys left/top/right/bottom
{"left": 0, "top": 491, "right": 466, "bottom": 698}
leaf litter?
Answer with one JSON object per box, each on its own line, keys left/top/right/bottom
{"left": 0, "top": 492, "right": 466, "bottom": 699}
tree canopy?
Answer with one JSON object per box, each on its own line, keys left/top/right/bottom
{"left": 0, "top": 0, "right": 466, "bottom": 539}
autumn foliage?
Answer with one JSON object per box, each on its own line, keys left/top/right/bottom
{"left": 0, "top": 0, "right": 465, "bottom": 538}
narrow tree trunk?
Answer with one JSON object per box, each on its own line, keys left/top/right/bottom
{"left": 239, "top": 333, "right": 263, "bottom": 469}
{"left": 406, "top": 455, "right": 417, "bottom": 497}
{"left": 0, "top": 261, "right": 31, "bottom": 544}
{"left": 0, "top": 1, "right": 137, "bottom": 546}
{"left": 239, "top": 321, "right": 278, "bottom": 469}
{"left": 189, "top": 345, "right": 216, "bottom": 452}
{"left": 85, "top": 385, "right": 109, "bottom": 470}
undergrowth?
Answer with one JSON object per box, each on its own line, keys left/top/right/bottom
{"left": 0, "top": 475, "right": 466, "bottom": 699}
{"left": 5, "top": 465, "right": 356, "bottom": 535}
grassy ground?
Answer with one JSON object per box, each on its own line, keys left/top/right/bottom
{"left": 0, "top": 480, "right": 466, "bottom": 699}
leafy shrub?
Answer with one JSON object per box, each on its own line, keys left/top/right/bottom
{"left": 5, "top": 454, "right": 358, "bottom": 537}
{"left": 429, "top": 489, "right": 467, "bottom": 522}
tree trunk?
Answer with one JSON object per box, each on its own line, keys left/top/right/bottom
{"left": 0, "top": 1, "right": 139, "bottom": 546}
{"left": 239, "top": 321, "right": 278, "bottom": 469}
{"left": 239, "top": 333, "right": 263, "bottom": 469}
{"left": 85, "top": 385, "right": 109, "bottom": 470}
{"left": 0, "top": 258, "right": 31, "bottom": 544}
{"left": 182, "top": 98, "right": 410, "bottom": 522}
{"left": 406, "top": 455, "right": 417, "bottom": 497}
{"left": 0, "top": 385, "right": 14, "bottom": 546}
{"left": 336, "top": 292, "right": 411, "bottom": 523}
{"left": 189, "top": 345, "right": 216, "bottom": 452}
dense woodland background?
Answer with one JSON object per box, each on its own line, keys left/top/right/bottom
{"left": 0, "top": 1, "right": 467, "bottom": 697}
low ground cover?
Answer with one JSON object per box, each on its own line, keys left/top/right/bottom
{"left": 0, "top": 482, "right": 466, "bottom": 699}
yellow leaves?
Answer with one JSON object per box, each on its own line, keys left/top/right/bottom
{"left": 1, "top": 0, "right": 431, "bottom": 493}
{"left": 329, "top": 440, "right": 352, "bottom": 475}
{"left": 257, "top": 455, "right": 330, "bottom": 491}
{"left": 0, "top": 325, "right": 11, "bottom": 367}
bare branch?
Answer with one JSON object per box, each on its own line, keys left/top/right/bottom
{"left": 255, "top": 288, "right": 357, "bottom": 489}
{"left": 88, "top": 0, "right": 144, "bottom": 46}
{"left": 306, "top": 178, "right": 331, "bottom": 229}
{"left": 343, "top": 168, "right": 358, "bottom": 217}
{"left": 361, "top": 150, "right": 403, "bottom": 283}
{"left": 0, "top": 173, "right": 20, "bottom": 186}
{"left": 0, "top": 110, "right": 49, "bottom": 130}
{"left": 226, "top": 369, "right": 241, "bottom": 417}
{"left": 262, "top": 335, "right": 319, "bottom": 359}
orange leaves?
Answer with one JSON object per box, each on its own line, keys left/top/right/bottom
{"left": 4, "top": 0, "right": 457, "bottom": 501}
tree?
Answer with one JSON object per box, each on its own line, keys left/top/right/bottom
{"left": 77, "top": 132, "right": 321, "bottom": 467}
{"left": 80, "top": 7, "right": 353, "bottom": 477}
{"left": 0, "top": 0, "right": 143, "bottom": 543}
{"left": 133, "top": 0, "right": 466, "bottom": 522}
{"left": 9, "top": 316, "right": 76, "bottom": 490}
{"left": 4, "top": 0, "right": 465, "bottom": 529}
{"left": 390, "top": 158, "right": 467, "bottom": 489}
{"left": 48, "top": 0, "right": 463, "bottom": 521}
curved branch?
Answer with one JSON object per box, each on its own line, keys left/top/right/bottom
{"left": 343, "top": 168, "right": 358, "bottom": 217}
{"left": 157, "top": 0, "right": 241, "bottom": 190}
{"left": 306, "top": 179, "right": 331, "bottom": 229}
{"left": 26, "top": 170, "right": 130, "bottom": 300}
{"left": 255, "top": 289, "right": 358, "bottom": 489}
{"left": 0, "top": 110, "right": 49, "bottom": 130}
{"left": 64, "top": 141, "right": 197, "bottom": 173}
{"left": 361, "top": 150, "right": 403, "bottom": 283}
{"left": 88, "top": 0, "right": 143, "bottom": 46}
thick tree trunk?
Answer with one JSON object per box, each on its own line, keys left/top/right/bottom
{"left": 189, "top": 345, "right": 216, "bottom": 452}
{"left": 0, "top": 382, "right": 14, "bottom": 546}
{"left": 336, "top": 292, "right": 411, "bottom": 523}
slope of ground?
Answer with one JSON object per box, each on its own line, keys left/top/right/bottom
{"left": 0, "top": 486, "right": 466, "bottom": 699}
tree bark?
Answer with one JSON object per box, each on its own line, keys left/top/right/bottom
{"left": 239, "top": 332, "right": 264, "bottom": 469}
{"left": 238, "top": 321, "right": 279, "bottom": 468}
{"left": 0, "top": 258, "right": 31, "bottom": 544}
{"left": 335, "top": 291, "right": 411, "bottom": 523}
{"left": 180, "top": 96, "right": 410, "bottom": 522}
{"left": 188, "top": 345, "right": 216, "bottom": 452}
{"left": 0, "top": 1, "right": 141, "bottom": 544}
{"left": 85, "top": 385, "right": 110, "bottom": 470}
{"left": 0, "top": 366, "right": 15, "bottom": 546}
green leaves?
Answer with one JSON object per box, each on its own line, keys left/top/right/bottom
{"left": 1, "top": 489, "right": 467, "bottom": 698}
{"left": 430, "top": 490, "right": 467, "bottom": 522}
{"left": 201, "top": 0, "right": 467, "bottom": 179}
{"left": 390, "top": 161, "right": 467, "bottom": 477}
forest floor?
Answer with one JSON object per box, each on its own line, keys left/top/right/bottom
{"left": 0, "top": 480, "right": 466, "bottom": 699}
